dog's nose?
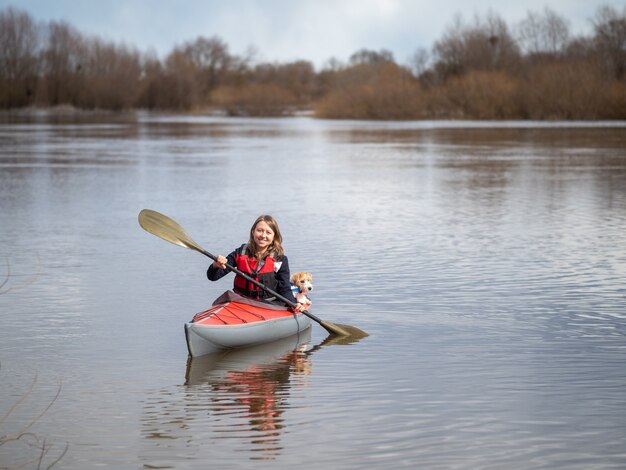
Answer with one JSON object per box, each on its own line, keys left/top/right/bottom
{"left": 307, "top": 286, "right": 312, "bottom": 291}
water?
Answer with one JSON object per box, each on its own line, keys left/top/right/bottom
{"left": 1, "top": 111, "right": 625, "bottom": 469}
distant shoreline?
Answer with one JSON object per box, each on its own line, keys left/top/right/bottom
{"left": 3, "top": 106, "right": 626, "bottom": 126}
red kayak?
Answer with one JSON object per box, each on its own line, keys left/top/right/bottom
{"left": 184, "top": 291, "right": 312, "bottom": 357}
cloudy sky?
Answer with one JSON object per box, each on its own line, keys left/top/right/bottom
{"left": 2, "top": 0, "right": 623, "bottom": 68}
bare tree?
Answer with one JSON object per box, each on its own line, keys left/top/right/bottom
{"left": 41, "top": 20, "right": 87, "bottom": 105}
{"left": 409, "top": 47, "right": 430, "bottom": 77}
{"left": 176, "top": 35, "right": 232, "bottom": 100}
{"left": 136, "top": 50, "right": 164, "bottom": 109}
{"left": 517, "top": 7, "right": 570, "bottom": 56}
{"left": 479, "top": 11, "right": 521, "bottom": 70}
{"left": 80, "top": 38, "right": 142, "bottom": 109}
{"left": 432, "top": 11, "right": 521, "bottom": 79}
{"left": 0, "top": 7, "right": 40, "bottom": 107}
{"left": 592, "top": 5, "right": 626, "bottom": 78}
{"left": 162, "top": 50, "right": 199, "bottom": 109}
{"left": 432, "top": 14, "right": 465, "bottom": 77}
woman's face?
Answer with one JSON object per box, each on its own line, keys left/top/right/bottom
{"left": 253, "top": 220, "right": 275, "bottom": 251}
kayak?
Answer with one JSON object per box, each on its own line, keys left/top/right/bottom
{"left": 184, "top": 291, "right": 312, "bottom": 357}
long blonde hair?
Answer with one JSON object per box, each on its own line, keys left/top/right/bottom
{"left": 247, "top": 215, "right": 284, "bottom": 260}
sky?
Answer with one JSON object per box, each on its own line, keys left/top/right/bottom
{"left": 1, "top": 0, "right": 623, "bottom": 68}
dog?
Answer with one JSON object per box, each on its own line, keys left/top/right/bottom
{"left": 290, "top": 271, "right": 313, "bottom": 306}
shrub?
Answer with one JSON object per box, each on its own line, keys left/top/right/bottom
{"left": 211, "top": 83, "right": 299, "bottom": 116}
{"left": 522, "top": 61, "right": 613, "bottom": 119}
{"left": 425, "top": 70, "right": 523, "bottom": 119}
{"left": 314, "top": 62, "right": 425, "bottom": 120}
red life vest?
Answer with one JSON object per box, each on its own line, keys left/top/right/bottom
{"left": 233, "top": 244, "right": 278, "bottom": 299}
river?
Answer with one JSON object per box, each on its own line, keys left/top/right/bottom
{"left": 1, "top": 111, "right": 625, "bottom": 469}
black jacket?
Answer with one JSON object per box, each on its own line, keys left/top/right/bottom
{"left": 207, "top": 246, "right": 297, "bottom": 304}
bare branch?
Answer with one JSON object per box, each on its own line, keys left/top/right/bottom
{"left": 0, "top": 373, "right": 37, "bottom": 426}
{"left": 0, "top": 254, "right": 42, "bottom": 295}
{"left": 0, "top": 257, "right": 10, "bottom": 291}
{"left": 22, "top": 379, "right": 62, "bottom": 433}
{"left": 0, "top": 376, "right": 68, "bottom": 469}
{"left": 45, "top": 442, "right": 69, "bottom": 470}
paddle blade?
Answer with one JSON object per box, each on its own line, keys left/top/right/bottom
{"left": 319, "top": 320, "right": 353, "bottom": 336}
{"left": 138, "top": 209, "right": 202, "bottom": 252}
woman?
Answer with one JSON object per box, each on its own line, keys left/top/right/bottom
{"left": 207, "top": 215, "right": 305, "bottom": 312}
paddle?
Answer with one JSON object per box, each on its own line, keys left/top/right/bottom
{"left": 138, "top": 209, "right": 351, "bottom": 336}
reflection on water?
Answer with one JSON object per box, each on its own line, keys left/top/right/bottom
{"left": 141, "top": 326, "right": 368, "bottom": 466}
{"left": 141, "top": 330, "right": 315, "bottom": 463}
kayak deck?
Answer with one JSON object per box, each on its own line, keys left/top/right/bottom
{"left": 192, "top": 301, "right": 298, "bottom": 326}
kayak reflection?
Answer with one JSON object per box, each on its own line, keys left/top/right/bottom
{"left": 140, "top": 328, "right": 367, "bottom": 465}
{"left": 185, "top": 327, "right": 313, "bottom": 385}
{"left": 184, "top": 328, "right": 313, "bottom": 459}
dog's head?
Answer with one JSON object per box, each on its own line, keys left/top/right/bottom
{"left": 291, "top": 271, "right": 313, "bottom": 293}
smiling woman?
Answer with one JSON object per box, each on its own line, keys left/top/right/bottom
{"left": 207, "top": 214, "right": 302, "bottom": 309}
{"left": 137, "top": 209, "right": 354, "bottom": 337}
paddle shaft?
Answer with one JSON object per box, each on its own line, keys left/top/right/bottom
{"left": 200, "top": 248, "right": 325, "bottom": 324}
{"left": 138, "top": 209, "right": 349, "bottom": 335}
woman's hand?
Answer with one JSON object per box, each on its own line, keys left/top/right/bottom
{"left": 212, "top": 255, "right": 227, "bottom": 270}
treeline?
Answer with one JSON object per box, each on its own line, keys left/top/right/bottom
{"left": 1, "top": 5, "right": 625, "bottom": 119}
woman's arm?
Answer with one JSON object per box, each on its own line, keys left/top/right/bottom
{"left": 207, "top": 248, "right": 238, "bottom": 281}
